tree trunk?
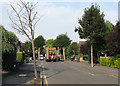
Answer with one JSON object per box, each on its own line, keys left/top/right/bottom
{"left": 31, "top": 39, "right": 38, "bottom": 79}
{"left": 63, "top": 47, "right": 65, "bottom": 61}
{"left": 38, "top": 47, "right": 40, "bottom": 60}
{"left": 91, "top": 40, "right": 94, "bottom": 67}
{"left": 105, "top": 52, "right": 107, "bottom": 57}
{"left": 57, "top": 47, "right": 59, "bottom": 56}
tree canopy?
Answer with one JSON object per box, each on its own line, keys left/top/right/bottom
{"left": 1, "top": 25, "right": 18, "bottom": 54}
{"left": 66, "top": 42, "right": 79, "bottom": 57}
{"left": 106, "top": 21, "right": 120, "bottom": 55}
{"left": 75, "top": 4, "right": 106, "bottom": 41}
{"left": 34, "top": 35, "right": 45, "bottom": 49}
{"left": 23, "top": 41, "right": 32, "bottom": 53}
{"left": 34, "top": 35, "right": 45, "bottom": 54}
{"left": 45, "top": 39, "right": 54, "bottom": 48}
{"left": 55, "top": 34, "right": 71, "bottom": 48}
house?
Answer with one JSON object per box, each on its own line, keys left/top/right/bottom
{"left": 78, "top": 41, "right": 87, "bottom": 50}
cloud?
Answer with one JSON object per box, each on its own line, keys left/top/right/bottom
{"left": 34, "top": 5, "right": 84, "bottom": 42}
{"left": 104, "top": 11, "right": 118, "bottom": 25}
{"left": 0, "top": 1, "right": 118, "bottom": 43}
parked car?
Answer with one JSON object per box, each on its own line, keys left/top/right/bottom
{"left": 40, "top": 55, "right": 44, "bottom": 60}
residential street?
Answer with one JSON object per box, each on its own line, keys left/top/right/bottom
{"left": 2, "top": 60, "right": 119, "bottom": 86}
{"left": 42, "top": 60, "right": 118, "bottom": 84}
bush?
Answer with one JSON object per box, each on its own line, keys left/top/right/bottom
{"left": 24, "top": 57, "right": 29, "bottom": 63}
{"left": 115, "top": 54, "right": 120, "bottom": 58}
{"left": 77, "top": 53, "right": 84, "bottom": 57}
{"left": 100, "top": 56, "right": 120, "bottom": 69}
{"left": 100, "top": 57, "right": 106, "bottom": 66}
{"left": 114, "top": 58, "right": 120, "bottom": 69}
{"left": 83, "top": 55, "right": 88, "bottom": 61}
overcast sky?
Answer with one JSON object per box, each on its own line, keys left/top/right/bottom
{"left": 0, "top": 0, "right": 118, "bottom": 43}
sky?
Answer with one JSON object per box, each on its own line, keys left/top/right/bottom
{"left": 0, "top": 0, "right": 118, "bottom": 43}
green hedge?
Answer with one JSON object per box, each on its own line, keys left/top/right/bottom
{"left": 16, "top": 52, "right": 25, "bottom": 64}
{"left": 100, "top": 56, "right": 120, "bottom": 69}
{"left": 83, "top": 55, "right": 88, "bottom": 61}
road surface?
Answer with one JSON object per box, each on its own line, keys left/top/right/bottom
{"left": 42, "top": 60, "right": 118, "bottom": 85}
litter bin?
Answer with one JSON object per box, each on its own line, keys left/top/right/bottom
{"left": 77, "top": 57, "right": 80, "bottom": 62}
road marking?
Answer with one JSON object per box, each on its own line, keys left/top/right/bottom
{"left": 41, "top": 62, "right": 48, "bottom": 86}
{"left": 89, "top": 73, "right": 95, "bottom": 76}
{"left": 68, "top": 62, "right": 118, "bottom": 79}
{"left": 18, "top": 74, "right": 27, "bottom": 77}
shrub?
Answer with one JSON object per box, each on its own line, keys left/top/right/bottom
{"left": 114, "top": 58, "right": 120, "bottom": 69}
{"left": 78, "top": 53, "right": 84, "bottom": 57}
{"left": 100, "top": 57, "right": 106, "bottom": 66}
{"left": 115, "top": 54, "right": 120, "bottom": 58}
{"left": 100, "top": 56, "right": 120, "bottom": 69}
{"left": 83, "top": 55, "right": 88, "bottom": 61}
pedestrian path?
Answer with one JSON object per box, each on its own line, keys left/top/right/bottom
{"left": 2, "top": 60, "right": 42, "bottom": 85}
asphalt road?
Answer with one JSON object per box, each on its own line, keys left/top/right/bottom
{"left": 42, "top": 60, "right": 118, "bottom": 84}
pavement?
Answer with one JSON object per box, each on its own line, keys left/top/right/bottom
{"left": 2, "top": 60, "right": 42, "bottom": 85}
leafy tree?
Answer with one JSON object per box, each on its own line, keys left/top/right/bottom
{"left": 34, "top": 35, "right": 45, "bottom": 59}
{"left": 1, "top": 25, "right": 18, "bottom": 71}
{"left": 22, "top": 41, "right": 32, "bottom": 57}
{"left": 75, "top": 4, "right": 107, "bottom": 67}
{"left": 34, "top": 35, "right": 45, "bottom": 49}
{"left": 66, "top": 42, "right": 79, "bottom": 58}
{"left": 45, "top": 39, "right": 54, "bottom": 48}
{"left": 106, "top": 21, "right": 120, "bottom": 55}
{"left": 55, "top": 34, "right": 71, "bottom": 48}
{"left": 55, "top": 34, "right": 71, "bottom": 60}
{"left": 23, "top": 41, "right": 32, "bottom": 52}
{"left": 105, "top": 20, "right": 114, "bottom": 33}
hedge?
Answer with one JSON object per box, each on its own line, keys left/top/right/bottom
{"left": 100, "top": 56, "right": 120, "bottom": 69}
{"left": 16, "top": 52, "right": 25, "bottom": 64}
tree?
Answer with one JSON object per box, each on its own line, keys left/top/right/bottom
{"left": 45, "top": 39, "right": 54, "bottom": 48}
{"left": 34, "top": 35, "right": 45, "bottom": 59}
{"left": 75, "top": 4, "right": 107, "bottom": 67}
{"left": 22, "top": 41, "right": 32, "bottom": 57}
{"left": 9, "top": 1, "right": 40, "bottom": 79}
{"left": 55, "top": 34, "right": 71, "bottom": 60}
{"left": 66, "top": 42, "right": 79, "bottom": 58}
{"left": 1, "top": 25, "right": 18, "bottom": 70}
{"left": 106, "top": 21, "right": 120, "bottom": 55}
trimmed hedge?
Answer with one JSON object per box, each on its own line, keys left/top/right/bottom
{"left": 16, "top": 52, "right": 25, "bottom": 64}
{"left": 16, "top": 52, "right": 23, "bottom": 61}
{"left": 100, "top": 56, "right": 120, "bottom": 69}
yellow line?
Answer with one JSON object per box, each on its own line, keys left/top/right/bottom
{"left": 43, "top": 74, "right": 48, "bottom": 86}
{"left": 42, "top": 62, "right": 48, "bottom": 86}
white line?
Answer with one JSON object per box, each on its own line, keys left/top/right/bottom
{"left": 89, "top": 73, "right": 95, "bottom": 76}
